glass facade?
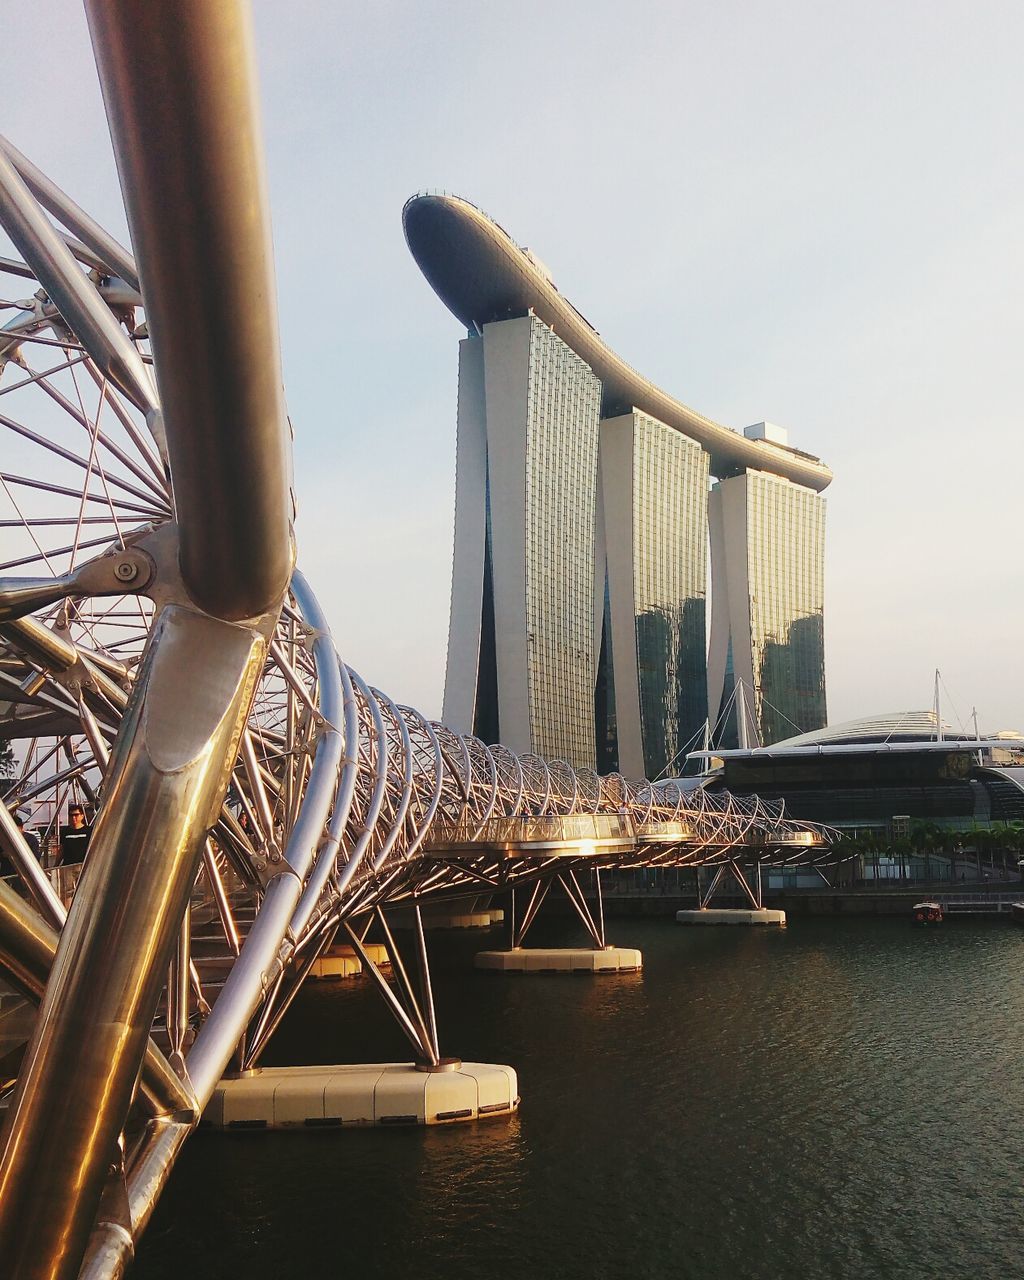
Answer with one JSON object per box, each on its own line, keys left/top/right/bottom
{"left": 472, "top": 467, "right": 500, "bottom": 744}
{"left": 594, "top": 574, "right": 617, "bottom": 774}
{"left": 524, "top": 317, "right": 602, "bottom": 766}
{"left": 746, "top": 471, "right": 827, "bottom": 743}
{"left": 454, "top": 316, "right": 827, "bottom": 774}
{"left": 631, "top": 414, "right": 709, "bottom": 777}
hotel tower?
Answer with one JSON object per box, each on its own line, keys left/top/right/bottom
{"left": 404, "top": 195, "right": 830, "bottom": 773}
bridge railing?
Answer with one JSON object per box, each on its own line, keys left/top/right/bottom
{"left": 424, "top": 811, "right": 636, "bottom": 851}
{"left": 749, "top": 829, "right": 827, "bottom": 847}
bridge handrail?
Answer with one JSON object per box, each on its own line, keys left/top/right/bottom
{"left": 425, "top": 811, "right": 635, "bottom": 847}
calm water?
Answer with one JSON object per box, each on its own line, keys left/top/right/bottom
{"left": 135, "top": 916, "right": 1024, "bottom": 1279}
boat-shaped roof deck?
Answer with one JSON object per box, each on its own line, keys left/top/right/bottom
{"left": 403, "top": 193, "right": 831, "bottom": 493}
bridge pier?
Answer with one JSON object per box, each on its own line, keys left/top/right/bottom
{"left": 207, "top": 903, "right": 521, "bottom": 1128}
{"left": 476, "top": 867, "right": 643, "bottom": 973}
{"left": 307, "top": 941, "right": 390, "bottom": 979}
{"left": 391, "top": 900, "right": 505, "bottom": 930}
{"left": 675, "top": 908, "right": 787, "bottom": 926}
{"left": 676, "top": 859, "right": 786, "bottom": 925}
{"left": 206, "top": 1061, "right": 519, "bottom": 1129}
{"left": 475, "top": 947, "right": 642, "bottom": 973}
{"left": 423, "top": 906, "right": 504, "bottom": 929}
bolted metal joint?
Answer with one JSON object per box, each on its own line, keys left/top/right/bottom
{"left": 112, "top": 558, "right": 140, "bottom": 583}
{"left": 0, "top": 545, "right": 156, "bottom": 624}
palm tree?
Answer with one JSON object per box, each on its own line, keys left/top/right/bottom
{"left": 993, "top": 819, "right": 1024, "bottom": 880}
{"left": 891, "top": 836, "right": 914, "bottom": 883}
{"left": 998, "top": 822, "right": 1024, "bottom": 880}
{"left": 834, "top": 829, "right": 860, "bottom": 890}
{"left": 973, "top": 828, "right": 996, "bottom": 881}
{"left": 865, "top": 829, "right": 885, "bottom": 883}
{"left": 910, "top": 821, "right": 940, "bottom": 884}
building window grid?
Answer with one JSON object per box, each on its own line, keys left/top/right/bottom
{"left": 629, "top": 414, "right": 710, "bottom": 777}
{"left": 523, "top": 318, "right": 601, "bottom": 766}
{"left": 745, "top": 472, "right": 826, "bottom": 740}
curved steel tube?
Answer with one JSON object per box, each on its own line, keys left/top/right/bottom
{"left": 185, "top": 571, "right": 343, "bottom": 1106}
{"left": 0, "top": 144, "right": 156, "bottom": 415}
{"left": 0, "top": 135, "right": 141, "bottom": 291}
{"left": 85, "top": 0, "right": 294, "bottom": 620}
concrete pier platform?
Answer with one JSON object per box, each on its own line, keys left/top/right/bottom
{"left": 308, "top": 953, "right": 361, "bottom": 979}
{"left": 675, "top": 908, "right": 786, "bottom": 926}
{"left": 425, "top": 907, "right": 505, "bottom": 929}
{"left": 308, "top": 941, "right": 391, "bottom": 980}
{"left": 475, "top": 946, "right": 642, "bottom": 973}
{"left": 392, "top": 907, "right": 505, "bottom": 930}
{"left": 205, "top": 1061, "right": 519, "bottom": 1129}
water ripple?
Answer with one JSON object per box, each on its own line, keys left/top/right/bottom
{"left": 136, "top": 917, "right": 1024, "bottom": 1279}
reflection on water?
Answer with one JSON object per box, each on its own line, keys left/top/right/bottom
{"left": 136, "top": 917, "right": 1024, "bottom": 1280}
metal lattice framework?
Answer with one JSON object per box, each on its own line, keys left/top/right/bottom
{"left": 0, "top": 6, "right": 832, "bottom": 1277}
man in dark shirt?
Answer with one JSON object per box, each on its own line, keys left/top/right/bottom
{"left": 60, "top": 805, "right": 91, "bottom": 865}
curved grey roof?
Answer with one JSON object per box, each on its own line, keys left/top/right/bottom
{"left": 689, "top": 711, "right": 1024, "bottom": 762}
{"left": 403, "top": 193, "right": 832, "bottom": 492}
{"left": 770, "top": 711, "right": 962, "bottom": 747}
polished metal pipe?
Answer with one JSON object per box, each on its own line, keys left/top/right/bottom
{"left": 77, "top": 691, "right": 112, "bottom": 770}
{"left": 85, "top": 0, "right": 294, "bottom": 621}
{"left": 1, "top": 615, "right": 79, "bottom": 671}
{"left": 369, "top": 687, "right": 414, "bottom": 871}
{"left": 167, "top": 905, "right": 191, "bottom": 1063}
{"left": 340, "top": 666, "right": 389, "bottom": 876}
{"left": 186, "top": 573, "right": 342, "bottom": 1105}
{"left": 0, "top": 605, "right": 266, "bottom": 1279}
{"left": 240, "top": 728, "right": 277, "bottom": 847}
{"left": 79, "top": 1117, "right": 191, "bottom": 1280}
{"left": 0, "top": 146, "right": 156, "bottom": 416}
{"left": 0, "top": 877, "right": 58, "bottom": 997}
{"left": 1, "top": 616, "right": 129, "bottom": 721}
{"left": 342, "top": 921, "right": 429, "bottom": 1059}
{"left": 202, "top": 838, "right": 241, "bottom": 957}
{"left": 0, "top": 878, "right": 195, "bottom": 1120}
{"left": 413, "top": 905, "right": 440, "bottom": 1063}
{"left": 0, "top": 135, "right": 140, "bottom": 291}
{"left": 398, "top": 710, "right": 444, "bottom": 860}
{"left": 289, "top": 657, "right": 360, "bottom": 938}
{"left": 0, "top": 799, "right": 65, "bottom": 928}
{"left": 375, "top": 907, "right": 437, "bottom": 1065}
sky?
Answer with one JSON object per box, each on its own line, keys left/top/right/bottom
{"left": 4, "top": 1, "right": 1023, "bottom": 735}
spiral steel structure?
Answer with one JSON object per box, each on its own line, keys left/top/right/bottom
{"left": 0, "top": 6, "right": 833, "bottom": 1277}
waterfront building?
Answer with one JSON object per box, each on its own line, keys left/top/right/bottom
{"left": 442, "top": 315, "right": 602, "bottom": 767}
{"left": 693, "top": 714, "right": 1024, "bottom": 877}
{"left": 599, "top": 411, "right": 709, "bottom": 777}
{"left": 405, "top": 194, "right": 832, "bottom": 771}
{"left": 707, "top": 441, "right": 827, "bottom": 748}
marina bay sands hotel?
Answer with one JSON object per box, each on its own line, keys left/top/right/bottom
{"left": 404, "top": 194, "right": 832, "bottom": 776}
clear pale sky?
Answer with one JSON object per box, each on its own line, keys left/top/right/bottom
{"left": 6, "top": 2, "right": 1023, "bottom": 736}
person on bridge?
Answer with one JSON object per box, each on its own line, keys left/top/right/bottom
{"left": 13, "top": 811, "right": 41, "bottom": 859}
{"left": 3, "top": 809, "right": 41, "bottom": 877}
{"left": 59, "top": 804, "right": 91, "bottom": 865}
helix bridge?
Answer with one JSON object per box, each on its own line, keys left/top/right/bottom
{"left": 0, "top": 5, "right": 831, "bottom": 1277}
